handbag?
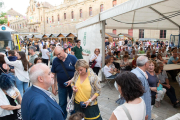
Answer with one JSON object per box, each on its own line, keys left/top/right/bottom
{"left": 66, "top": 94, "right": 74, "bottom": 113}
{"left": 89, "top": 60, "right": 97, "bottom": 69}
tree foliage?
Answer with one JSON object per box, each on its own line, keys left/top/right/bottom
{"left": 0, "top": 12, "right": 8, "bottom": 25}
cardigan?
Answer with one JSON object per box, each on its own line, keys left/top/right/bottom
{"left": 71, "top": 68, "right": 101, "bottom": 106}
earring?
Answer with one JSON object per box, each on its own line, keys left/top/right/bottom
{"left": 86, "top": 69, "right": 87, "bottom": 72}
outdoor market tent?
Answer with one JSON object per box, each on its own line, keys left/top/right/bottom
{"left": 76, "top": 0, "right": 180, "bottom": 65}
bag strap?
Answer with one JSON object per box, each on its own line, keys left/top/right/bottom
{"left": 0, "top": 66, "right": 6, "bottom": 74}
{"left": 121, "top": 105, "right": 132, "bottom": 120}
{"left": 59, "top": 60, "right": 71, "bottom": 80}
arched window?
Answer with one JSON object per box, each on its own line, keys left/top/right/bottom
{"left": 41, "top": 16, "right": 42, "bottom": 22}
{"left": 64, "top": 13, "right": 66, "bottom": 20}
{"left": 89, "top": 7, "right": 92, "bottom": 16}
{"left": 52, "top": 16, "right": 54, "bottom": 23}
{"left": 71, "top": 11, "right": 74, "bottom": 19}
{"left": 113, "top": 0, "right": 117, "bottom": 7}
{"left": 100, "top": 4, "right": 104, "bottom": 12}
{"left": 80, "top": 9, "right": 82, "bottom": 18}
{"left": 47, "top": 17, "right": 48, "bottom": 23}
{"left": 58, "top": 14, "right": 60, "bottom": 21}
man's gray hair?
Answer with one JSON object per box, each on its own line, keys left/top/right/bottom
{"left": 156, "top": 61, "right": 163, "bottom": 67}
{"left": 29, "top": 63, "right": 46, "bottom": 84}
{"left": 136, "top": 56, "right": 148, "bottom": 67}
{"left": 29, "top": 46, "right": 36, "bottom": 52}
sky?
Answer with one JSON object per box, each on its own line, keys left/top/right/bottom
{"left": 2, "top": 0, "right": 64, "bottom": 15}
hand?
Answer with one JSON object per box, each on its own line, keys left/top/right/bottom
{"left": 52, "top": 89, "right": 58, "bottom": 96}
{"left": 72, "top": 86, "right": 78, "bottom": 92}
{"left": 145, "top": 115, "right": 148, "bottom": 120}
{"left": 150, "top": 87, "right": 157, "bottom": 92}
{"left": 166, "top": 84, "right": 171, "bottom": 89}
{"left": 66, "top": 80, "right": 72, "bottom": 87}
{"left": 16, "top": 105, "right": 21, "bottom": 109}
{"left": 84, "top": 100, "right": 90, "bottom": 108}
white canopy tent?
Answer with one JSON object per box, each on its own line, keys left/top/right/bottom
{"left": 76, "top": 0, "right": 180, "bottom": 66}
{"left": 0, "top": 25, "right": 14, "bottom": 32}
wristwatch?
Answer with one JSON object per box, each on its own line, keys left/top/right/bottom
{"left": 88, "top": 99, "right": 92, "bottom": 103}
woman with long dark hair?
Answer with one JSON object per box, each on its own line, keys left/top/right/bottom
{"left": 0, "top": 51, "right": 30, "bottom": 96}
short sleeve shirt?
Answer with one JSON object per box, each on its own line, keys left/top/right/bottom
{"left": 51, "top": 54, "right": 77, "bottom": 87}
{"left": 167, "top": 56, "right": 178, "bottom": 64}
{"left": 157, "top": 70, "right": 168, "bottom": 83}
{"left": 29, "top": 54, "right": 38, "bottom": 65}
{"left": 73, "top": 46, "right": 83, "bottom": 59}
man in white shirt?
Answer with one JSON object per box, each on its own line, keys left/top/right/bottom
{"left": 118, "top": 40, "right": 123, "bottom": 47}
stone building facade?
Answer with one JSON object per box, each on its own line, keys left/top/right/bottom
{"left": 7, "top": 0, "right": 179, "bottom": 40}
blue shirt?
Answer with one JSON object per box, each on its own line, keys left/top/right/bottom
{"left": 51, "top": 54, "right": 77, "bottom": 87}
{"left": 167, "top": 56, "right": 178, "bottom": 64}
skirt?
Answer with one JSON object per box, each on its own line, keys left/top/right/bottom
{"left": 74, "top": 100, "right": 102, "bottom": 120}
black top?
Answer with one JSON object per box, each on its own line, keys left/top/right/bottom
{"left": 0, "top": 64, "right": 7, "bottom": 75}
{"left": 0, "top": 95, "right": 18, "bottom": 120}
{"left": 34, "top": 45, "right": 39, "bottom": 51}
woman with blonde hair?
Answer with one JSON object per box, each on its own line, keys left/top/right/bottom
{"left": 70, "top": 59, "right": 102, "bottom": 120}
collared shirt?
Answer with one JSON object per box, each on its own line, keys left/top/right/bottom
{"left": 157, "top": 70, "right": 168, "bottom": 84}
{"left": 167, "top": 56, "right": 178, "bottom": 64}
{"left": 33, "top": 85, "right": 55, "bottom": 101}
{"left": 90, "top": 54, "right": 102, "bottom": 67}
{"left": 73, "top": 46, "right": 83, "bottom": 59}
{"left": 29, "top": 54, "right": 38, "bottom": 65}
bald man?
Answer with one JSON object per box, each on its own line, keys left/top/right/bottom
{"left": 21, "top": 63, "right": 65, "bottom": 120}
{"left": 51, "top": 46, "right": 77, "bottom": 119}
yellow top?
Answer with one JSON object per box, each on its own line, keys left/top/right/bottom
{"left": 75, "top": 71, "right": 98, "bottom": 105}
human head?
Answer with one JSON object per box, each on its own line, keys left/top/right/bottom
{"left": 157, "top": 54, "right": 162, "bottom": 60}
{"left": 34, "top": 57, "right": 43, "bottom": 64}
{"left": 43, "top": 45, "right": 47, "bottom": 49}
{"left": 17, "top": 51, "right": 29, "bottom": 71}
{"left": 0, "top": 74, "right": 15, "bottom": 91}
{"left": 154, "top": 66, "right": 161, "bottom": 75}
{"left": 64, "top": 48, "right": 68, "bottom": 53}
{"left": 147, "top": 60, "right": 156, "bottom": 72}
{"left": 156, "top": 62, "right": 164, "bottom": 71}
{"left": 125, "top": 51, "right": 129, "bottom": 55}
{"left": 109, "top": 57, "right": 114, "bottom": 63}
{"left": 76, "top": 40, "right": 81, "bottom": 46}
{"left": 68, "top": 112, "right": 85, "bottom": 120}
{"left": 29, "top": 63, "right": 54, "bottom": 90}
{"left": 140, "top": 47, "right": 143, "bottom": 51}
{"left": 123, "top": 55, "right": 129, "bottom": 61}
{"left": 8, "top": 50, "right": 15, "bottom": 56}
{"left": 54, "top": 46, "right": 66, "bottom": 61}
{"left": 172, "top": 50, "right": 178, "bottom": 58}
{"left": 105, "top": 58, "right": 111, "bottom": 65}
{"left": 151, "top": 54, "right": 157, "bottom": 60}
{"left": 0, "top": 54, "right": 5, "bottom": 64}
{"left": 29, "top": 46, "right": 36, "bottom": 55}
{"left": 146, "top": 51, "right": 151, "bottom": 58}
{"left": 134, "top": 55, "right": 138, "bottom": 60}
{"left": 132, "top": 50, "right": 135, "bottom": 54}
{"left": 136, "top": 56, "right": 149, "bottom": 70}
{"left": 75, "top": 59, "right": 89, "bottom": 76}
{"left": 115, "top": 72, "right": 144, "bottom": 102}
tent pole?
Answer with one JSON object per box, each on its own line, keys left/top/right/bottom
{"left": 101, "top": 20, "right": 105, "bottom": 81}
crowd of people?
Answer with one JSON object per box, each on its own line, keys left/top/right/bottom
{"left": 0, "top": 38, "right": 180, "bottom": 120}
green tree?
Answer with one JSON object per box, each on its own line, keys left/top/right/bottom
{"left": 0, "top": 12, "right": 8, "bottom": 25}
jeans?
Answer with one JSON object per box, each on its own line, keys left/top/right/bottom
{"left": 107, "top": 74, "right": 117, "bottom": 79}
{"left": 15, "top": 77, "right": 29, "bottom": 97}
{"left": 58, "top": 86, "right": 73, "bottom": 119}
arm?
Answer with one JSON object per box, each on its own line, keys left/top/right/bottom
{"left": 51, "top": 73, "right": 58, "bottom": 96}
{"left": 0, "top": 105, "right": 21, "bottom": 110}
{"left": 4, "top": 56, "right": 20, "bottom": 67}
{"left": 82, "top": 52, "right": 88, "bottom": 56}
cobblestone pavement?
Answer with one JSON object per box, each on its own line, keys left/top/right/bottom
{"left": 53, "top": 80, "right": 180, "bottom": 120}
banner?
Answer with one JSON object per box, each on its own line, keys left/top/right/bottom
{"left": 77, "top": 22, "right": 102, "bottom": 62}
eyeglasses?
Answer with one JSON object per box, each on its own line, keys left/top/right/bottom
{"left": 95, "top": 51, "right": 99, "bottom": 52}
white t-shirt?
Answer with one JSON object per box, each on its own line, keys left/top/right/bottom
{"left": 119, "top": 41, "right": 123, "bottom": 46}
{"left": 103, "top": 65, "right": 112, "bottom": 77}
{"left": 90, "top": 54, "right": 102, "bottom": 67}
{"left": 113, "top": 98, "right": 146, "bottom": 120}
{"left": 41, "top": 49, "right": 49, "bottom": 59}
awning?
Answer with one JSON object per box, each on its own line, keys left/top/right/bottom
{"left": 76, "top": 0, "right": 180, "bottom": 30}
{"left": 106, "top": 33, "right": 119, "bottom": 38}
{"left": 119, "top": 33, "right": 133, "bottom": 38}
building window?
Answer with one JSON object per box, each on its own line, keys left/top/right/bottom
{"left": 71, "top": 11, "right": 74, "bottom": 19}
{"left": 41, "top": 16, "right": 42, "bottom": 22}
{"left": 139, "top": 29, "right": 144, "bottom": 38}
{"left": 64, "top": 13, "right": 66, "bottom": 20}
{"left": 52, "top": 16, "right": 54, "bottom": 23}
{"left": 80, "top": 9, "right": 82, "bottom": 18}
{"left": 160, "top": 30, "right": 166, "bottom": 38}
{"left": 89, "top": 7, "right": 92, "bottom": 16}
{"left": 22, "top": 23, "right": 24, "bottom": 28}
{"left": 113, "top": 29, "right": 116, "bottom": 35}
{"left": 128, "top": 29, "right": 133, "bottom": 37}
{"left": 47, "top": 17, "right": 48, "bottom": 23}
{"left": 58, "top": 14, "right": 60, "bottom": 21}
{"left": 113, "top": 0, "right": 117, "bottom": 7}
{"left": 100, "top": 4, "right": 104, "bottom": 12}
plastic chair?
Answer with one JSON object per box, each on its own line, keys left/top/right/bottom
{"left": 101, "top": 67, "right": 114, "bottom": 89}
